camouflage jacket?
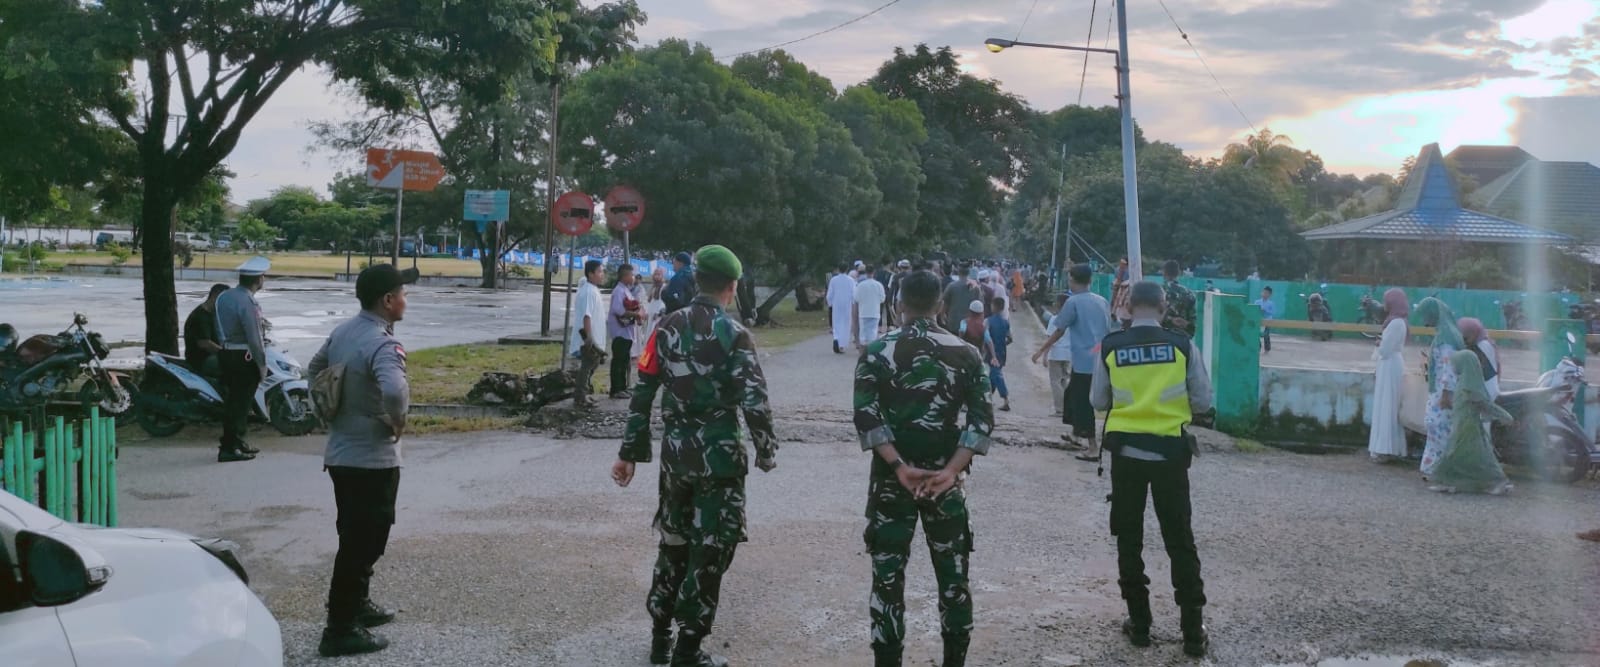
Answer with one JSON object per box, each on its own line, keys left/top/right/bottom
{"left": 854, "top": 318, "right": 994, "bottom": 471}
{"left": 1163, "top": 280, "right": 1197, "bottom": 336}
{"left": 620, "top": 295, "right": 777, "bottom": 478}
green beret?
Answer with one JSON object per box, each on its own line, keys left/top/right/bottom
{"left": 695, "top": 244, "right": 742, "bottom": 280}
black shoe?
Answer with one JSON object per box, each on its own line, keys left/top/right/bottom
{"left": 942, "top": 634, "right": 970, "bottom": 667}
{"left": 318, "top": 625, "right": 389, "bottom": 657}
{"left": 1124, "top": 597, "right": 1153, "bottom": 647}
{"left": 671, "top": 634, "right": 728, "bottom": 667}
{"left": 873, "top": 644, "right": 903, "bottom": 667}
{"left": 834, "top": 342, "right": 844, "bottom": 354}
{"left": 1180, "top": 606, "right": 1209, "bottom": 657}
{"left": 650, "top": 630, "right": 673, "bottom": 665}
{"left": 1121, "top": 618, "right": 1152, "bottom": 647}
{"left": 356, "top": 599, "right": 396, "bottom": 628}
{"left": 235, "top": 442, "right": 260, "bottom": 454}
{"left": 217, "top": 449, "right": 255, "bottom": 463}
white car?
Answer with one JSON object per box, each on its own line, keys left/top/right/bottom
{"left": 0, "top": 489, "right": 282, "bottom": 666}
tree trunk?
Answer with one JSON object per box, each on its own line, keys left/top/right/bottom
{"left": 476, "top": 226, "right": 499, "bottom": 288}
{"left": 793, "top": 277, "right": 822, "bottom": 312}
{"left": 756, "top": 271, "right": 806, "bottom": 326}
{"left": 140, "top": 185, "right": 180, "bottom": 355}
{"left": 736, "top": 276, "right": 758, "bottom": 324}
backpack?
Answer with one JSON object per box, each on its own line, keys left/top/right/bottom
{"left": 310, "top": 363, "right": 345, "bottom": 423}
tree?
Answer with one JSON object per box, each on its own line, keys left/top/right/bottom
{"left": 827, "top": 85, "right": 928, "bottom": 252}
{"left": 562, "top": 40, "right": 877, "bottom": 323}
{"left": 313, "top": 1, "right": 644, "bottom": 288}
{"left": 868, "top": 45, "right": 1032, "bottom": 244}
{"left": 233, "top": 215, "right": 276, "bottom": 250}
{"left": 1001, "top": 104, "right": 1132, "bottom": 263}
{"left": 1222, "top": 128, "right": 1308, "bottom": 188}
{"left": 4, "top": 0, "right": 585, "bottom": 354}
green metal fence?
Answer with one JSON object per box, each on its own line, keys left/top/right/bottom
{"left": 1, "top": 409, "right": 118, "bottom": 527}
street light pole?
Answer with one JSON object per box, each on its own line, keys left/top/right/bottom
{"left": 1049, "top": 143, "right": 1066, "bottom": 284}
{"left": 1114, "top": 0, "right": 1144, "bottom": 280}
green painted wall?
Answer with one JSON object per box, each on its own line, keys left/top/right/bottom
{"left": 1203, "top": 294, "right": 1261, "bottom": 435}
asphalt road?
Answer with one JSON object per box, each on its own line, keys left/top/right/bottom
{"left": 0, "top": 275, "right": 568, "bottom": 362}
{"left": 109, "top": 310, "right": 1600, "bottom": 666}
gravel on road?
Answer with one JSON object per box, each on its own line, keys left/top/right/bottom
{"left": 112, "top": 310, "right": 1600, "bottom": 666}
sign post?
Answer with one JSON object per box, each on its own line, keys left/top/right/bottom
{"left": 605, "top": 186, "right": 646, "bottom": 272}
{"left": 464, "top": 190, "right": 511, "bottom": 286}
{"left": 366, "top": 148, "right": 445, "bottom": 266}
{"left": 553, "top": 191, "right": 594, "bottom": 370}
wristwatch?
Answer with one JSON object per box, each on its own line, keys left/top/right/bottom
{"left": 889, "top": 458, "right": 906, "bottom": 471}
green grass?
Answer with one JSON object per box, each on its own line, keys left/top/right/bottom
{"left": 408, "top": 343, "right": 564, "bottom": 405}
{"left": 407, "top": 415, "right": 523, "bottom": 435}
{"left": 752, "top": 298, "right": 828, "bottom": 349}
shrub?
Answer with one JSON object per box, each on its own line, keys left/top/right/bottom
{"left": 107, "top": 242, "right": 133, "bottom": 266}
{"left": 506, "top": 263, "right": 531, "bottom": 278}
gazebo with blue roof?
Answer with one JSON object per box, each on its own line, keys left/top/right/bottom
{"left": 1302, "top": 143, "right": 1573, "bottom": 245}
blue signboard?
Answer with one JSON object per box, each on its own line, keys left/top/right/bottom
{"left": 464, "top": 190, "right": 511, "bottom": 223}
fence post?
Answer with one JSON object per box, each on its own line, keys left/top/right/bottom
{"left": 106, "top": 413, "right": 117, "bottom": 527}
{"left": 44, "top": 420, "right": 58, "bottom": 517}
{"left": 1202, "top": 292, "right": 1261, "bottom": 434}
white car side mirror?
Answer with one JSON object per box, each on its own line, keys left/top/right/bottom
{"left": 18, "top": 530, "right": 110, "bottom": 607}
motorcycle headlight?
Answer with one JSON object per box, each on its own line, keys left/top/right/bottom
{"left": 192, "top": 538, "right": 249, "bottom": 585}
{"left": 88, "top": 333, "right": 110, "bottom": 360}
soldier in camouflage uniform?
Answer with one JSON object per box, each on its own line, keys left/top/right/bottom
{"left": 854, "top": 270, "right": 995, "bottom": 667}
{"left": 1161, "top": 260, "right": 1197, "bottom": 336}
{"left": 611, "top": 245, "right": 777, "bottom": 667}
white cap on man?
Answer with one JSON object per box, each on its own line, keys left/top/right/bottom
{"left": 237, "top": 256, "right": 271, "bottom": 276}
{"left": 897, "top": 259, "right": 911, "bottom": 269}
{"left": 968, "top": 299, "right": 984, "bottom": 314}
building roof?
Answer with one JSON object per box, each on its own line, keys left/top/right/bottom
{"left": 1303, "top": 144, "right": 1572, "bottom": 245}
{"left": 1446, "top": 145, "right": 1538, "bottom": 188}
{"left": 1473, "top": 160, "right": 1600, "bottom": 242}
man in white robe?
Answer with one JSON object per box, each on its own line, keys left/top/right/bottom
{"left": 827, "top": 262, "right": 857, "bottom": 355}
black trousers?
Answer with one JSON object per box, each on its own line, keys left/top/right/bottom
{"left": 1109, "top": 454, "right": 1206, "bottom": 609}
{"left": 1262, "top": 327, "right": 1272, "bottom": 352}
{"left": 1063, "top": 372, "right": 1096, "bottom": 438}
{"left": 326, "top": 466, "right": 401, "bottom": 628}
{"left": 217, "top": 350, "right": 260, "bottom": 450}
{"left": 610, "top": 337, "right": 633, "bottom": 394}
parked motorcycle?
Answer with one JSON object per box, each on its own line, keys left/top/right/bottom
{"left": 134, "top": 320, "right": 317, "bottom": 437}
{"left": 1567, "top": 301, "right": 1600, "bottom": 353}
{"left": 0, "top": 314, "right": 132, "bottom": 416}
{"left": 1491, "top": 332, "right": 1598, "bottom": 483}
{"left": 1301, "top": 290, "right": 1333, "bottom": 341}
{"left": 1357, "top": 290, "right": 1388, "bottom": 339}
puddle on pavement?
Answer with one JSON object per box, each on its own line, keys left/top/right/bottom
{"left": 1265, "top": 658, "right": 1484, "bottom": 667}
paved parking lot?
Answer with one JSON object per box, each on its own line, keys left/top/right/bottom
{"left": 0, "top": 276, "right": 568, "bottom": 362}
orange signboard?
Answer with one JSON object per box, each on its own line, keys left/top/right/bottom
{"left": 365, "top": 148, "right": 446, "bottom": 191}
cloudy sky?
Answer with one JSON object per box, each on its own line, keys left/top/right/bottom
{"left": 227, "top": 0, "right": 1600, "bottom": 202}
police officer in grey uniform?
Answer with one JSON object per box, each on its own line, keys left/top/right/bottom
{"left": 306, "top": 263, "right": 417, "bottom": 658}
{"left": 214, "top": 256, "right": 271, "bottom": 462}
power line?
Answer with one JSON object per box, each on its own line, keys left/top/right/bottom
{"left": 1154, "top": 0, "right": 1258, "bottom": 133}
{"left": 1076, "top": 0, "right": 1098, "bottom": 105}
{"left": 1014, "top": 0, "right": 1043, "bottom": 41}
{"left": 720, "top": 0, "right": 907, "bottom": 60}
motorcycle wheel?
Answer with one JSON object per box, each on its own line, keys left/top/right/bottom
{"left": 268, "top": 387, "right": 318, "bottom": 436}
{"left": 79, "top": 376, "right": 134, "bottom": 418}
{"left": 136, "top": 403, "right": 186, "bottom": 438}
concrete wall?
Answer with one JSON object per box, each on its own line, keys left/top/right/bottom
{"left": 1257, "top": 366, "right": 1375, "bottom": 443}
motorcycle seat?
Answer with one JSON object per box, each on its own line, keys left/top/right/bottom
{"left": 1498, "top": 386, "right": 1557, "bottom": 400}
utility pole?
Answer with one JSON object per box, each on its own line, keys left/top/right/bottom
{"left": 1048, "top": 143, "right": 1066, "bottom": 285}
{"left": 540, "top": 83, "right": 561, "bottom": 336}
{"left": 1115, "top": 0, "right": 1144, "bottom": 280}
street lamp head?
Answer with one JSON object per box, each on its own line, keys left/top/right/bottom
{"left": 984, "top": 38, "right": 1013, "bottom": 53}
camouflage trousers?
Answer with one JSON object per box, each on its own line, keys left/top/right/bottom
{"left": 863, "top": 474, "right": 973, "bottom": 649}
{"left": 646, "top": 472, "right": 748, "bottom": 638}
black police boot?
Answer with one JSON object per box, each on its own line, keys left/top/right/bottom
{"left": 650, "top": 628, "right": 674, "bottom": 665}
{"left": 1180, "top": 606, "right": 1209, "bottom": 658}
{"left": 872, "top": 643, "right": 903, "bottom": 667}
{"left": 356, "top": 599, "right": 396, "bottom": 628}
{"left": 318, "top": 625, "right": 389, "bottom": 657}
{"left": 670, "top": 633, "right": 728, "bottom": 667}
{"left": 1122, "top": 597, "right": 1153, "bottom": 648}
{"left": 941, "top": 634, "right": 970, "bottom": 667}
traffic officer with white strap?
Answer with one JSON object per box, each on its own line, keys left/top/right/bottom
{"left": 1090, "top": 280, "right": 1213, "bottom": 657}
{"left": 214, "top": 256, "right": 270, "bottom": 462}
